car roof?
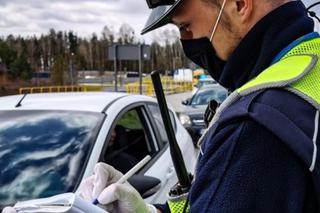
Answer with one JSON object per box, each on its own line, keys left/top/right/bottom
{"left": 199, "top": 77, "right": 214, "bottom": 82}
{"left": 199, "top": 84, "right": 227, "bottom": 91}
{"left": 0, "top": 92, "right": 133, "bottom": 112}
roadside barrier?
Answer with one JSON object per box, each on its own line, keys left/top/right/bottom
{"left": 19, "top": 78, "right": 193, "bottom": 96}
{"left": 81, "top": 84, "right": 114, "bottom": 92}
{"left": 125, "top": 77, "right": 193, "bottom": 96}
{"left": 19, "top": 85, "right": 86, "bottom": 94}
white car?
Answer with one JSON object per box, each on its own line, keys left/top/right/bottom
{"left": 0, "top": 92, "right": 197, "bottom": 209}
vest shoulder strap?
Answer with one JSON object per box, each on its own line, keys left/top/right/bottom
{"left": 200, "top": 41, "right": 320, "bottom": 148}
{"left": 237, "top": 55, "right": 317, "bottom": 95}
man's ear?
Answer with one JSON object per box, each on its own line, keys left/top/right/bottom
{"left": 234, "top": 0, "right": 253, "bottom": 23}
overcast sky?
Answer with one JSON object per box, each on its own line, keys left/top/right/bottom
{"left": 0, "top": 0, "right": 318, "bottom": 43}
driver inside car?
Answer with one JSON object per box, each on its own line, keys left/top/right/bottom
{"left": 105, "top": 125, "right": 140, "bottom": 174}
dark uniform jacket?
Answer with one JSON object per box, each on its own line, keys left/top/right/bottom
{"left": 157, "top": 1, "right": 320, "bottom": 212}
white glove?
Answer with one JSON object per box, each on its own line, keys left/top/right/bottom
{"left": 2, "top": 166, "right": 118, "bottom": 213}
{"left": 2, "top": 207, "right": 17, "bottom": 213}
{"left": 77, "top": 162, "right": 123, "bottom": 201}
{"left": 97, "top": 182, "right": 157, "bottom": 213}
{"left": 77, "top": 162, "right": 157, "bottom": 213}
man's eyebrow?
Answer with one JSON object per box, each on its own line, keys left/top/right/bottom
{"left": 172, "top": 21, "right": 189, "bottom": 27}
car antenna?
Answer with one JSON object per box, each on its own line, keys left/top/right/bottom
{"left": 15, "top": 93, "right": 28, "bottom": 108}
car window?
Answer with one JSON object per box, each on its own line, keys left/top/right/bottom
{"left": 191, "top": 88, "right": 227, "bottom": 106}
{"left": 104, "top": 107, "right": 157, "bottom": 174}
{"left": 0, "top": 110, "right": 104, "bottom": 207}
{"left": 147, "top": 104, "right": 176, "bottom": 145}
{"left": 117, "top": 109, "right": 143, "bottom": 130}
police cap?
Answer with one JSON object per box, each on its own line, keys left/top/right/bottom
{"left": 142, "top": 0, "right": 184, "bottom": 34}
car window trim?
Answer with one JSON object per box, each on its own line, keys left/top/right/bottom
{"left": 101, "top": 95, "right": 130, "bottom": 113}
{"left": 71, "top": 112, "right": 107, "bottom": 193}
{"left": 141, "top": 107, "right": 159, "bottom": 151}
{"left": 144, "top": 102, "right": 177, "bottom": 149}
{"left": 144, "top": 103, "right": 166, "bottom": 149}
{"left": 138, "top": 143, "right": 169, "bottom": 175}
{"left": 135, "top": 107, "right": 159, "bottom": 153}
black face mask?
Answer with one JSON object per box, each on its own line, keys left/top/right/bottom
{"left": 181, "top": 37, "right": 226, "bottom": 81}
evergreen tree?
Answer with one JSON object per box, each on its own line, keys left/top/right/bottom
{"left": 51, "top": 55, "right": 67, "bottom": 85}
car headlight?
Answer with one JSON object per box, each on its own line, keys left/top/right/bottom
{"left": 179, "top": 114, "right": 191, "bottom": 126}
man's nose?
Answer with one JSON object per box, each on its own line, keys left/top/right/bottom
{"left": 180, "top": 30, "right": 193, "bottom": 40}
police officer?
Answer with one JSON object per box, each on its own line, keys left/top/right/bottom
{"left": 142, "top": 1, "right": 320, "bottom": 212}
{"left": 77, "top": 0, "right": 320, "bottom": 212}
{"left": 3, "top": 0, "right": 320, "bottom": 212}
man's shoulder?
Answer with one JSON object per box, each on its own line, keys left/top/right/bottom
{"left": 251, "top": 88, "right": 315, "bottom": 134}
{"left": 253, "top": 88, "right": 314, "bottom": 115}
{"left": 205, "top": 87, "right": 316, "bottom": 145}
{"left": 202, "top": 88, "right": 316, "bottom": 177}
{"left": 210, "top": 88, "right": 316, "bottom": 156}
{"left": 217, "top": 88, "right": 313, "bottom": 130}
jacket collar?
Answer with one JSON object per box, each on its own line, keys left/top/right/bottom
{"left": 217, "top": 1, "right": 314, "bottom": 91}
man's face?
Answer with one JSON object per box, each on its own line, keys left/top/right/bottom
{"left": 172, "top": 0, "right": 219, "bottom": 40}
{"left": 170, "top": 0, "right": 282, "bottom": 60}
{"left": 171, "top": 0, "right": 237, "bottom": 60}
{"left": 108, "top": 129, "right": 117, "bottom": 147}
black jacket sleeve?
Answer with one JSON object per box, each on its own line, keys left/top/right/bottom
{"left": 189, "top": 120, "right": 317, "bottom": 212}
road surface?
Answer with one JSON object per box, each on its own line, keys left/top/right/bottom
{"left": 166, "top": 91, "right": 192, "bottom": 113}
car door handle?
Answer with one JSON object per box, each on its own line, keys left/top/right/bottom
{"left": 166, "top": 166, "right": 175, "bottom": 179}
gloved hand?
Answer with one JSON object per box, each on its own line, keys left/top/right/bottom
{"left": 77, "top": 162, "right": 123, "bottom": 201}
{"left": 2, "top": 207, "right": 17, "bottom": 213}
{"left": 97, "top": 182, "right": 157, "bottom": 213}
{"left": 77, "top": 162, "right": 158, "bottom": 213}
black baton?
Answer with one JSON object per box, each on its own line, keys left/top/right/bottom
{"left": 151, "top": 71, "right": 191, "bottom": 191}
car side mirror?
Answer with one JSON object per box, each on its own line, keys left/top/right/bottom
{"left": 128, "top": 175, "right": 161, "bottom": 198}
{"left": 181, "top": 98, "right": 191, "bottom": 105}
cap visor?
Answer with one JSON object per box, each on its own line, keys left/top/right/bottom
{"left": 141, "top": 0, "right": 182, "bottom": 35}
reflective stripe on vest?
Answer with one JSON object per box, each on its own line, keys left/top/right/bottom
{"left": 198, "top": 38, "right": 320, "bottom": 173}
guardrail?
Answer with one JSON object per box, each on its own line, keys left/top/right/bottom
{"left": 19, "top": 85, "right": 87, "bottom": 94}
{"left": 80, "top": 84, "right": 115, "bottom": 92}
{"left": 19, "top": 78, "right": 193, "bottom": 96}
{"left": 126, "top": 76, "right": 193, "bottom": 96}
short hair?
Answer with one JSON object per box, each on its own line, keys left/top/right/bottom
{"left": 203, "top": 0, "right": 288, "bottom": 8}
{"left": 202, "top": 0, "right": 220, "bottom": 8}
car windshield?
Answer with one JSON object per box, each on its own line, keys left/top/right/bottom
{"left": 0, "top": 110, "right": 104, "bottom": 207}
{"left": 191, "top": 87, "right": 227, "bottom": 106}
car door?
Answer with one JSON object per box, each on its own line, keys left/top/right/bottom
{"left": 144, "top": 103, "right": 198, "bottom": 203}
{"left": 143, "top": 103, "right": 179, "bottom": 203}
{"left": 98, "top": 104, "right": 170, "bottom": 203}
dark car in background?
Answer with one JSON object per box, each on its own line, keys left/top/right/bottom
{"left": 191, "top": 76, "right": 217, "bottom": 95}
{"left": 179, "top": 84, "right": 228, "bottom": 143}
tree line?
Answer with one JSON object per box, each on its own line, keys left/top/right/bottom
{"left": 0, "top": 24, "right": 190, "bottom": 85}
